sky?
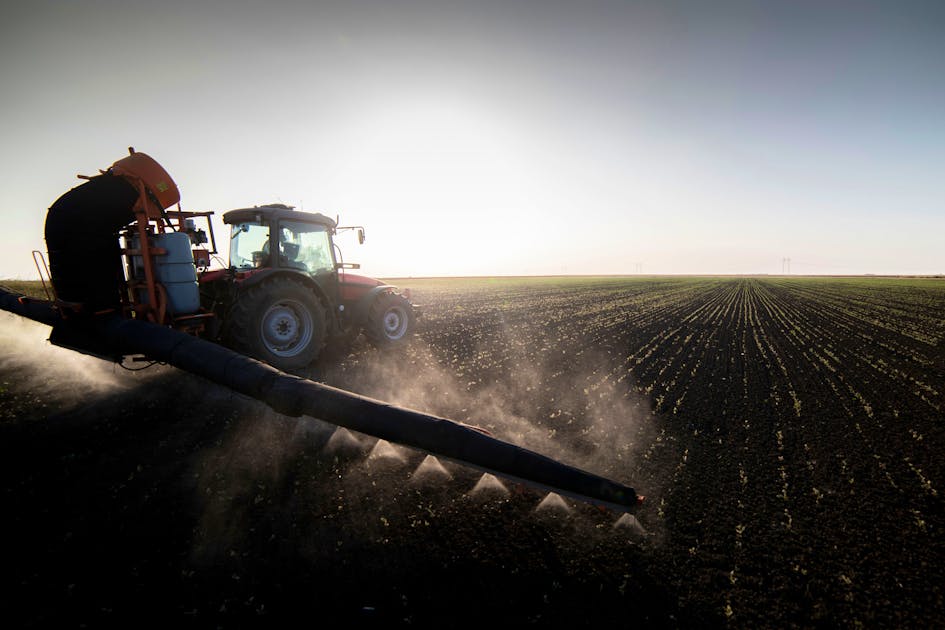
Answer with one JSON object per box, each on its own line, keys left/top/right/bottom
{"left": 1, "top": 0, "right": 943, "bottom": 278}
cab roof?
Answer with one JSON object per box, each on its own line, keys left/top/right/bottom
{"left": 222, "top": 203, "right": 337, "bottom": 229}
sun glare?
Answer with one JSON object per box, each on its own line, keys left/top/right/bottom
{"left": 332, "top": 99, "right": 543, "bottom": 276}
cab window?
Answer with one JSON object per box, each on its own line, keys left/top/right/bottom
{"left": 230, "top": 222, "right": 270, "bottom": 269}
{"left": 278, "top": 221, "right": 334, "bottom": 273}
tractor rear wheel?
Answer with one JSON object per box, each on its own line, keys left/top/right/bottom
{"left": 364, "top": 292, "right": 415, "bottom": 348}
{"left": 228, "top": 276, "right": 327, "bottom": 370}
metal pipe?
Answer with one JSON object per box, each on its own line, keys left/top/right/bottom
{"left": 0, "top": 286, "right": 641, "bottom": 512}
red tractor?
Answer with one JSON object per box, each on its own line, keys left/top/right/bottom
{"left": 200, "top": 204, "right": 416, "bottom": 369}
{"left": 41, "top": 149, "right": 416, "bottom": 371}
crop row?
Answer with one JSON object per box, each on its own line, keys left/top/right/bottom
{"left": 382, "top": 275, "right": 944, "bottom": 626}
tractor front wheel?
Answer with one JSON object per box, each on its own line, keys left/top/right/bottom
{"left": 228, "top": 276, "right": 327, "bottom": 370}
{"left": 364, "top": 292, "right": 415, "bottom": 348}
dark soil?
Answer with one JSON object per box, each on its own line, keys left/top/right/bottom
{"left": 2, "top": 276, "right": 943, "bottom": 628}
{"left": 0, "top": 318, "right": 679, "bottom": 629}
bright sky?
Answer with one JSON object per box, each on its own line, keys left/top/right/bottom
{"left": 1, "top": 0, "right": 943, "bottom": 278}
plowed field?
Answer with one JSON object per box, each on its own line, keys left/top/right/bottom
{"left": 1, "top": 276, "right": 943, "bottom": 628}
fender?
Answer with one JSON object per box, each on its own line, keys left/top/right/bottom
{"left": 233, "top": 268, "right": 324, "bottom": 295}
{"left": 350, "top": 285, "right": 396, "bottom": 328}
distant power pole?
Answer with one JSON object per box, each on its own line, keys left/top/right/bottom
{"left": 782, "top": 257, "right": 791, "bottom": 274}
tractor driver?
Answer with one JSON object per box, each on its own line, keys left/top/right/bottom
{"left": 279, "top": 231, "right": 308, "bottom": 271}
{"left": 254, "top": 231, "right": 305, "bottom": 270}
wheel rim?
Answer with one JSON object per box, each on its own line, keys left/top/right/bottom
{"left": 260, "top": 299, "right": 314, "bottom": 357}
{"left": 382, "top": 305, "right": 409, "bottom": 340}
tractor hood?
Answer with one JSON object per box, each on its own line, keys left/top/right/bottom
{"left": 340, "top": 272, "right": 385, "bottom": 288}
{"left": 339, "top": 272, "right": 387, "bottom": 303}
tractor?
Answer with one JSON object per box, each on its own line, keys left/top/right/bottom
{"left": 39, "top": 148, "right": 416, "bottom": 371}
{"left": 200, "top": 204, "right": 416, "bottom": 370}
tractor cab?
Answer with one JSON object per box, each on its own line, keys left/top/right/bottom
{"left": 221, "top": 204, "right": 387, "bottom": 304}
{"left": 226, "top": 204, "right": 337, "bottom": 276}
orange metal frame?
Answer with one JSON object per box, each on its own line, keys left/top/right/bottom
{"left": 107, "top": 148, "right": 216, "bottom": 330}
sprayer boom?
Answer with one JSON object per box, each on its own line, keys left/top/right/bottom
{"left": 0, "top": 286, "right": 643, "bottom": 513}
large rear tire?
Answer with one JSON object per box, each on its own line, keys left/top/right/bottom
{"left": 228, "top": 276, "right": 327, "bottom": 370}
{"left": 364, "top": 292, "right": 415, "bottom": 348}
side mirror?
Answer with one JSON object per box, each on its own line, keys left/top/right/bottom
{"left": 358, "top": 228, "right": 365, "bottom": 244}
{"left": 335, "top": 262, "right": 361, "bottom": 270}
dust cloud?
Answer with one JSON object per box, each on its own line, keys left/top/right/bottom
{"left": 185, "top": 322, "right": 661, "bottom": 559}
{"left": 189, "top": 406, "right": 321, "bottom": 560}
{"left": 0, "top": 312, "right": 159, "bottom": 412}
{"left": 318, "top": 330, "right": 657, "bottom": 488}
